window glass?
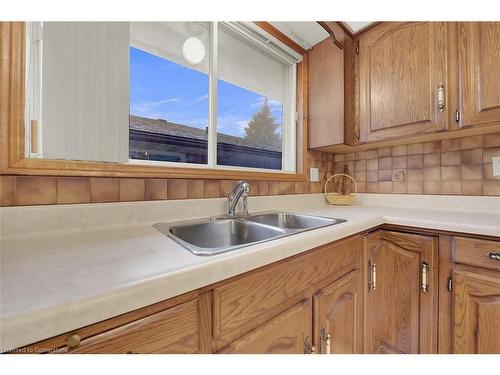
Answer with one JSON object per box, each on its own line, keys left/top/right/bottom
{"left": 129, "top": 22, "right": 210, "bottom": 164}
{"left": 217, "top": 80, "right": 283, "bottom": 169}
{"left": 216, "top": 23, "right": 293, "bottom": 170}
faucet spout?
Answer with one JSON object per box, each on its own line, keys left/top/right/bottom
{"left": 227, "top": 181, "right": 251, "bottom": 217}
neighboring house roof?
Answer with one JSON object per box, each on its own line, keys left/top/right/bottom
{"left": 129, "top": 115, "right": 281, "bottom": 152}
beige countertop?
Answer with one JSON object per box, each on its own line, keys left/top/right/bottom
{"left": 1, "top": 193, "right": 499, "bottom": 351}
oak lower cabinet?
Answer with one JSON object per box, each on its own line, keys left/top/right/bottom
{"left": 20, "top": 292, "right": 209, "bottom": 354}
{"left": 450, "top": 236, "right": 500, "bottom": 353}
{"left": 212, "top": 235, "right": 363, "bottom": 353}
{"left": 68, "top": 298, "right": 201, "bottom": 354}
{"left": 452, "top": 266, "right": 500, "bottom": 353}
{"left": 218, "top": 299, "right": 312, "bottom": 354}
{"left": 364, "top": 230, "right": 438, "bottom": 353}
{"left": 313, "top": 269, "right": 363, "bottom": 354}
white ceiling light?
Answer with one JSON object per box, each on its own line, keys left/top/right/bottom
{"left": 182, "top": 36, "right": 206, "bottom": 65}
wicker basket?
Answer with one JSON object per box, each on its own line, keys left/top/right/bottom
{"left": 324, "top": 174, "right": 357, "bottom": 206}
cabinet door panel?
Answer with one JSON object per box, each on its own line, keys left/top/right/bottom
{"left": 212, "top": 236, "right": 362, "bottom": 343}
{"left": 313, "top": 269, "right": 362, "bottom": 354}
{"left": 218, "top": 299, "right": 312, "bottom": 354}
{"left": 452, "top": 265, "right": 500, "bottom": 354}
{"left": 459, "top": 22, "right": 500, "bottom": 127}
{"left": 359, "top": 22, "right": 448, "bottom": 142}
{"left": 308, "top": 37, "right": 344, "bottom": 148}
{"left": 364, "top": 230, "right": 438, "bottom": 354}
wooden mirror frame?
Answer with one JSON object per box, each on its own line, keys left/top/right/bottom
{"left": 0, "top": 22, "right": 308, "bottom": 181}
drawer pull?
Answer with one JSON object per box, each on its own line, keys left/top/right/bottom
{"left": 66, "top": 334, "right": 81, "bottom": 349}
{"left": 489, "top": 252, "right": 500, "bottom": 261}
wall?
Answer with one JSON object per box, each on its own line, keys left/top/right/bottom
{"left": 336, "top": 133, "right": 500, "bottom": 196}
{"left": 0, "top": 150, "right": 334, "bottom": 206}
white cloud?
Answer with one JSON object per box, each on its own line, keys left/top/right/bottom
{"left": 192, "top": 94, "right": 208, "bottom": 104}
{"left": 130, "top": 98, "right": 181, "bottom": 118}
{"left": 237, "top": 120, "right": 249, "bottom": 133}
{"left": 250, "top": 97, "right": 283, "bottom": 110}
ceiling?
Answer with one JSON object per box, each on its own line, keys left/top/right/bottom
{"left": 270, "top": 21, "right": 375, "bottom": 50}
{"left": 342, "top": 22, "right": 374, "bottom": 33}
{"left": 270, "top": 22, "right": 329, "bottom": 50}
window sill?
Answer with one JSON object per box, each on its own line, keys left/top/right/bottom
{"left": 4, "top": 157, "right": 308, "bottom": 182}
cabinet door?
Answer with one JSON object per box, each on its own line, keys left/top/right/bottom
{"left": 69, "top": 299, "right": 201, "bottom": 353}
{"left": 459, "top": 22, "right": 500, "bottom": 128}
{"left": 218, "top": 299, "right": 312, "bottom": 354}
{"left": 313, "top": 269, "right": 363, "bottom": 354}
{"left": 308, "top": 36, "right": 344, "bottom": 148}
{"left": 359, "top": 22, "right": 449, "bottom": 142}
{"left": 364, "top": 230, "right": 438, "bottom": 354}
{"left": 452, "top": 265, "right": 500, "bottom": 353}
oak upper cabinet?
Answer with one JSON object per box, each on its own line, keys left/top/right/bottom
{"left": 359, "top": 22, "right": 449, "bottom": 142}
{"left": 364, "top": 230, "right": 438, "bottom": 354}
{"left": 308, "top": 36, "right": 344, "bottom": 148}
{"left": 218, "top": 299, "right": 313, "bottom": 354}
{"left": 313, "top": 269, "right": 363, "bottom": 354}
{"left": 458, "top": 22, "right": 500, "bottom": 128}
{"left": 452, "top": 266, "right": 500, "bottom": 353}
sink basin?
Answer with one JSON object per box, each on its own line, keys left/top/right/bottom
{"left": 154, "top": 211, "right": 347, "bottom": 256}
{"left": 153, "top": 219, "right": 286, "bottom": 256}
{"left": 246, "top": 212, "right": 346, "bottom": 230}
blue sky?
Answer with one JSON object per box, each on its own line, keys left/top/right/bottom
{"left": 130, "top": 47, "right": 283, "bottom": 138}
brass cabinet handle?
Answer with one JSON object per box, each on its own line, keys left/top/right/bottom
{"left": 304, "top": 337, "right": 316, "bottom": 354}
{"left": 489, "top": 252, "right": 500, "bottom": 261}
{"left": 437, "top": 82, "right": 445, "bottom": 112}
{"left": 320, "top": 327, "right": 331, "bottom": 354}
{"left": 368, "top": 261, "right": 377, "bottom": 291}
{"left": 66, "top": 334, "right": 81, "bottom": 349}
{"left": 421, "top": 262, "right": 429, "bottom": 293}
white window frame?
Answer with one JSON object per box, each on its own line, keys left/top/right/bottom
{"left": 129, "top": 21, "right": 301, "bottom": 174}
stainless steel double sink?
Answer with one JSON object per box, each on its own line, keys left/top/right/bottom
{"left": 153, "top": 212, "right": 346, "bottom": 256}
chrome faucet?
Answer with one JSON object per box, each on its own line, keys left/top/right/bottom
{"left": 227, "top": 181, "right": 251, "bottom": 217}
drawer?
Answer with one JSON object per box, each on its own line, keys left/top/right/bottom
{"left": 212, "top": 235, "right": 363, "bottom": 341}
{"left": 452, "top": 237, "right": 500, "bottom": 271}
{"left": 66, "top": 298, "right": 201, "bottom": 354}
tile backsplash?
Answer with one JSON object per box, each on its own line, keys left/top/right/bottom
{"left": 336, "top": 133, "right": 500, "bottom": 196}
{"left": 1, "top": 133, "right": 499, "bottom": 207}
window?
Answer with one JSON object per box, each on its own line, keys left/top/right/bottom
{"left": 129, "top": 22, "right": 211, "bottom": 165}
{"left": 129, "top": 22, "right": 300, "bottom": 172}
{"left": 25, "top": 22, "right": 301, "bottom": 173}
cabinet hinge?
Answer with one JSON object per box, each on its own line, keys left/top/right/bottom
{"left": 447, "top": 276, "right": 453, "bottom": 292}
{"left": 455, "top": 110, "right": 461, "bottom": 124}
